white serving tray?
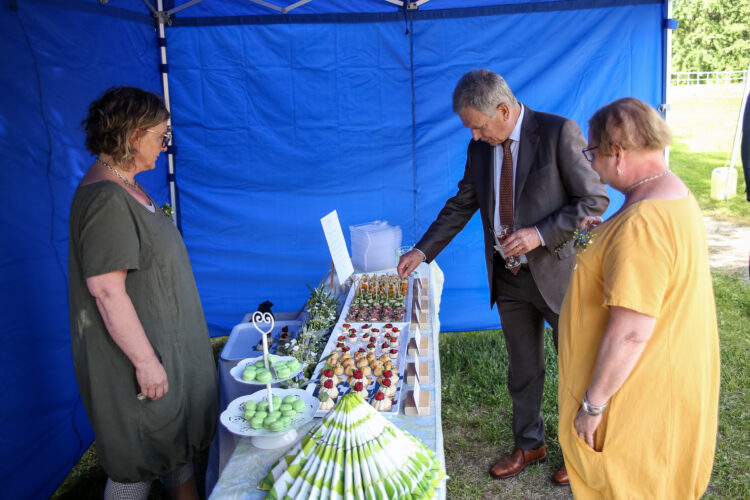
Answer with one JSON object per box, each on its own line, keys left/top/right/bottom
{"left": 305, "top": 272, "right": 413, "bottom": 417}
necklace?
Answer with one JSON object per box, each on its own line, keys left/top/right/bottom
{"left": 624, "top": 169, "right": 671, "bottom": 193}
{"left": 96, "top": 157, "right": 140, "bottom": 190}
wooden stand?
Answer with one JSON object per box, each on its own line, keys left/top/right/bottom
{"left": 329, "top": 259, "right": 347, "bottom": 294}
{"left": 406, "top": 361, "right": 430, "bottom": 384}
{"left": 411, "top": 316, "right": 428, "bottom": 330}
{"left": 330, "top": 260, "right": 335, "bottom": 290}
{"left": 411, "top": 300, "right": 428, "bottom": 328}
{"left": 404, "top": 390, "right": 431, "bottom": 416}
{"left": 407, "top": 337, "right": 430, "bottom": 356}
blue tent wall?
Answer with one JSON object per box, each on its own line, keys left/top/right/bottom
{"left": 166, "top": 21, "right": 416, "bottom": 335}
{"left": 0, "top": 0, "right": 665, "bottom": 497}
{"left": 168, "top": 3, "right": 660, "bottom": 335}
{"left": 410, "top": 4, "right": 661, "bottom": 328}
{"left": 1, "top": 4, "right": 168, "bottom": 498}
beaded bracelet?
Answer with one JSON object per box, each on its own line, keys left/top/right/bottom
{"left": 582, "top": 391, "right": 608, "bottom": 416}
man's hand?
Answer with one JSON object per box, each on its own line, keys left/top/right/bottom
{"left": 578, "top": 216, "right": 603, "bottom": 231}
{"left": 502, "top": 228, "right": 541, "bottom": 258}
{"left": 397, "top": 249, "right": 425, "bottom": 278}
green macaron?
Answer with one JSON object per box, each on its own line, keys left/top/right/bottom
{"left": 241, "top": 368, "right": 256, "bottom": 381}
{"left": 286, "top": 359, "right": 301, "bottom": 372}
{"left": 268, "top": 420, "right": 284, "bottom": 432}
{"left": 265, "top": 411, "right": 280, "bottom": 423}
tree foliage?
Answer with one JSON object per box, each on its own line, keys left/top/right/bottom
{"left": 672, "top": 0, "right": 750, "bottom": 72}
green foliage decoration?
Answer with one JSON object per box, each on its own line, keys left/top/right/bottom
{"left": 275, "top": 284, "right": 341, "bottom": 388}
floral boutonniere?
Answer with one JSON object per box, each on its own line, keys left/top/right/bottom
{"left": 573, "top": 216, "right": 602, "bottom": 261}
{"left": 161, "top": 203, "right": 174, "bottom": 221}
{"left": 573, "top": 227, "right": 596, "bottom": 253}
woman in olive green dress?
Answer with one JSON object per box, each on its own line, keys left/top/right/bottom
{"left": 69, "top": 87, "right": 218, "bottom": 500}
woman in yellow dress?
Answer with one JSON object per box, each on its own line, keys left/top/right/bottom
{"left": 557, "top": 98, "right": 720, "bottom": 499}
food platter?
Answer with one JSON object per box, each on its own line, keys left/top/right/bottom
{"left": 305, "top": 272, "right": 413, "bottom": 417}
{"left": 341, "top": 273, "right": 412, "bottom": 324}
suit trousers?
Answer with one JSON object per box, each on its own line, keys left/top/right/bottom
{"left": 493, "top": 257, "right": 559, "bottom": 450}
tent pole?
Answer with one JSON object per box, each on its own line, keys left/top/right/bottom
{"left": 156, "top": 0, "right": 178, "bottom": 227}
{"left": 663, "top": 0, "right": 674, "bottom": 165}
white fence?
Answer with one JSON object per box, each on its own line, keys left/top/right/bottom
{"left": 671, "top": 70, "right": 747, "bottom": 85}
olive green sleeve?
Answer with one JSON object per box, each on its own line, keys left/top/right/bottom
{"left": 78, "top": 186, "right": 140, "bottom": 278}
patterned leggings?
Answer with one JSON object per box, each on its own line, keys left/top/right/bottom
{"left": 103, "top": 462, "right": 194, "bottom": 500}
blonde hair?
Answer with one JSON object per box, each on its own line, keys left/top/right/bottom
{"left": 82, "top": 87, "right": 169, "bottom": 168}
{"left": 588, "top": 97, "right": 671, "bottom": 156}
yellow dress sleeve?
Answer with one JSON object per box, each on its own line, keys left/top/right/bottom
{"left": 601, "top": 207, "right": 675, "bottom": 317}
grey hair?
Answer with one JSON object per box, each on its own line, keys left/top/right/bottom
{"left": 452, "top": 69, "right": 517, "bottom": 117}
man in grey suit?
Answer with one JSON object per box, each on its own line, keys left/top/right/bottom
{"left": 397, "top": 69, "right": 608, "bottom": 484}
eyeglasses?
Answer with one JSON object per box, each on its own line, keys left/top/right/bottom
{"left": 143, "top": 127, "right": 172, "bottom": 148}
{"left": 582, "top": 145, "right": 598, "bottom": 162}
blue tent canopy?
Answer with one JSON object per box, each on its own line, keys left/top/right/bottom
{"left": 1, "top": 0, "right": 667, "bottom": 496}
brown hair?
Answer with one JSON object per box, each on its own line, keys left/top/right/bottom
{"left": 588, "top": 97, "right": 671, "bottom": 156}
{"left": 82, "top": 87, "right": 169, "bottom": 167}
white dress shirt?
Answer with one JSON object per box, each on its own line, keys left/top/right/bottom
{"left": 492, "top": 104, "right": 544, "bottom": 263}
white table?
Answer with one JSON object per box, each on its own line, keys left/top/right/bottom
{"left": 207, "top": 262, "right": 446, "bottom": 500}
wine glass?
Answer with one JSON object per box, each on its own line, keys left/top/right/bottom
{"left": 495, "top": 225, "right": 521, "bottom": 270}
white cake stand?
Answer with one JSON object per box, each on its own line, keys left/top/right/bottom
{"left": 219, "top": 312, "right": 319, "bottom": 449}
{"left": 219, "top": 389, "right": 319, "bottom": 448}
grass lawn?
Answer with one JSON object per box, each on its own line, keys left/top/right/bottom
{"left": 441, "top": 331, "right": 571, "bottom": 500}
{"left": 668, "top": 84, "right": 749, "bottom": 221}
{"left": 670, "top": 141, "right": 750, "bottom": 221}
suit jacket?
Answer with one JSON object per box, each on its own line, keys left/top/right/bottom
{"left": 415, "top": 105, "right": 609, "bottom": 313}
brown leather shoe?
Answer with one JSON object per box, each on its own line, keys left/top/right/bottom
{"left": 489, "top": 446, "right": 547, "bottom": 479}
{"left": 552, "top": 464, "right": 569, "bottom": 485}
